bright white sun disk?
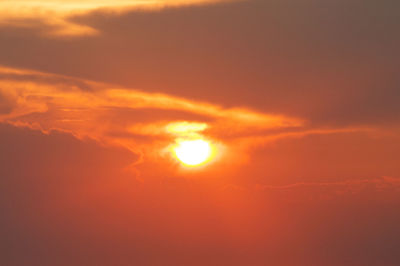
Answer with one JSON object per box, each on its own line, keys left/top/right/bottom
{"left": 173, "top": 139, "right": 212, "bottom": 166}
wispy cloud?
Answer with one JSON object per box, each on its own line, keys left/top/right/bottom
{"left": 0, "top": 65, "right": 302, "bottom": 162}
{"left": 0, "top": 0, "right": 231, "bottom": 37}
{"left": 4, "top": 65, "right": 387, "bottom": 170}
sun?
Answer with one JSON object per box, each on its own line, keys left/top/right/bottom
{"left": 173, "top": 139, "right": 213, "bottom": 167}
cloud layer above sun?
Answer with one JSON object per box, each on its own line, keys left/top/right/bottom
{"left": 2, "top": 64, "right": 398, "bottom": 182}
{"left": 0, "top": 65, "right": 304, "bottom": 167}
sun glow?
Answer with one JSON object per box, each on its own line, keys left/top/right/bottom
{"left": 173, "top": 139, "right": 213, "bottom": 166}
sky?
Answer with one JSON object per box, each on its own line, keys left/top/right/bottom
{"left": 0, "top": 0, "right": 400, "bottom": 265}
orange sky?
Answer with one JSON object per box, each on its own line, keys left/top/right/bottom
{"left": 1, "top": 1, "right": 400, "bottom": 265}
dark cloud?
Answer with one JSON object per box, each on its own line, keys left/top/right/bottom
{"left": 0, "top": 90, "right": 14, "bottom": 114}
{"left": 0, "top": 72, "right": 94, "bottom": 92}
{"left": 238, "top": 130, "right": 400, "bottom": 185}
{"left": 0, "top": 123, "right": 137, "bottom": 183}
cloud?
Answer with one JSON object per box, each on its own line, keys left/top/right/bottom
{"left": 1, "top": 0, "right": 398, "bottom": 128}
{"left": 0, "top": 123, "right": 137, "bottom": 183}
{"left": 0, "top": 90, "right": 15, "bottom": 114}
{"left": 0, "top": 0, "right": 232, "bottom": 37}
{"left": 1, "top": 65, "right": 397, "bottom": 181}
{"left": 256, "top": 176, "right": 400, "bottom": 199}
{"left": 0, "top": 65, "right": 303, "bottom": 166}
{"left": 228, "top": 129, "right": 400, "bottom": 187}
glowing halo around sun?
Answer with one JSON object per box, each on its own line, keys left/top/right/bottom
{"left": 172, "top": 139, "right": 214, "bottom": 167}
{"left": 165, "top": 121, "right": 220, "bottom": 167}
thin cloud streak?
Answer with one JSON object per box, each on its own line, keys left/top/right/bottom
{"left": 0, "top": 0, "right": 233, "bottom": 37}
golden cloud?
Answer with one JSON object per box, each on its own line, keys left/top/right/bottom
{"left": 0, "top": 65, "right": 303, "bottom": 164}
{"left": 0, "top": 65, "right": 382, "bottom": 171}
{"left": 0, "top": 0, "right": 232, "bottom": 37}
